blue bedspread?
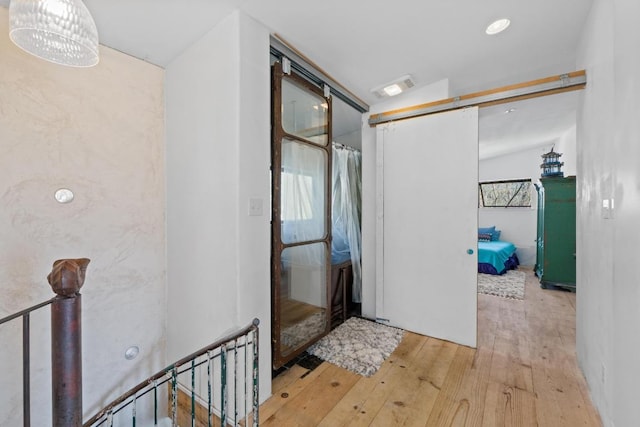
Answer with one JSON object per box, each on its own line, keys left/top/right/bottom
{"left": 478, "top": 241, "right": 518, "bottom": 275}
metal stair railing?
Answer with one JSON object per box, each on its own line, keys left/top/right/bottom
{"left": 1, "top": 258, "right": 260, "bottom": 427}
{"left": 0, "top": 297, "right": 56, "bottom": 427}
{"left": 0, "top": 257, "right": 91, "bottom": 427}
{"left": 83, "top": 318, "right": 260, "bottom": 427}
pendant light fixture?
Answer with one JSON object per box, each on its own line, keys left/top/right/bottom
{"left": 9, "top": 0, "right": 99, "bottom": 67}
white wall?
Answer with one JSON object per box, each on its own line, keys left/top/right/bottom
{"left": 478, "top": 130, "right": 576, "bottom": 267}
{"left": 556, "top": 125, "right": 578, "bottom": 176}
{"left": 235, "top": 11, "right": 272, "bottom": 392}
{"left": 361, "top": 80, "right": 450, "bottom": 319}
{"left": 165, "top": 11, "right": 272, "bottom": 402}
{"left": 479, "top": 148, "right": 540, "bottom": 266}
{"left": 334, "top": 129, "right": 362, "bottom": 149}
{"left": 0, "top": 8, "right": 166, "bottom": 424}
{"left": 576, "top": 0, "right": 640, "bottom": 426}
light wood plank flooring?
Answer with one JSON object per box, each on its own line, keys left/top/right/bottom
{"left": 261, "top": 267, "right": 602, "bottom": 426}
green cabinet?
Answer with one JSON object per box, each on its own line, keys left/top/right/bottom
{"left": 534, "top": 176, "right": 576, "bottom": 291}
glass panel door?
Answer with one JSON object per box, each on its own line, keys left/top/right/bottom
{"left": 272, "top": 61, "right": 332, "bottom": 368}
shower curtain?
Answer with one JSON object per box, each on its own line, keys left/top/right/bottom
{"left": 332, "top": 143, "right": 362, "bottom": 303}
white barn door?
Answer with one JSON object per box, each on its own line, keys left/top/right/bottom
{"left": 375, "top": 107, "right": 478, "bottom": 347}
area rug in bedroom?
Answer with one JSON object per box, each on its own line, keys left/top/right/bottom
{"left": 307, "top": 317, "right": 404, "bottom": 377}
{"left": 478, "top": 269, "right": 526, "bottom": 300}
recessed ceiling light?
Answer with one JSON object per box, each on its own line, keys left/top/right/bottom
{"left": 504, "top": 108, "right": 517, "bottom": 114}
{"left": 371, "top": 75, "right": 415, "bottom": 98}
{"left": 383, "top": 84, "right": 403, "bottom": 97}
{"left": 486, "top": 18, "right": 511, "bottom": 35}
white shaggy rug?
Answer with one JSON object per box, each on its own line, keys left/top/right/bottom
{"left": 307, "top": 317, "right": 404, "bottom": 377}
{"left": 478, "top": 269, "right": 526, "bottom": 300}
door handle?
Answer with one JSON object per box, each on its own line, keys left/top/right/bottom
{"left": 467, "top": 249, "right": 474, "bottom": 255}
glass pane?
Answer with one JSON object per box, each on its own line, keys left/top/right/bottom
{"left": 282, "top": 79, "right": 328, "bottom": 145}
{"left": 479, "top": 179, "right": 532, "bottom": 207}
{"left": 281, "top": 139, "right": 327, "bottom": 244}
{"left": 279, "top": 243, "right": 328, "bottom": 357}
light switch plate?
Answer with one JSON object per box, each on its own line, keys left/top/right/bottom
{"left": 602, "top": 199, "right": 611, "bottom": 219}
{"left": 249, "top": 198, "right": 263, "bottom": 216}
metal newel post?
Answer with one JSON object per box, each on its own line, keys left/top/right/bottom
{"left": 47, "top": 258, "right": 90, "bottom": 427}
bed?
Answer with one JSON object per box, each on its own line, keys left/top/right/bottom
{"left": 477, "top": 226, "right": 519, "bottom": 275}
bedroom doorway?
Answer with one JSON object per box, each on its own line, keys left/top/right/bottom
{"left": 476, "top": 89, "right": 580, "bottom": 327}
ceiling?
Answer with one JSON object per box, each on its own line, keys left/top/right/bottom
{"left": 0, "top": 0, "right": 593, "bottom": 157}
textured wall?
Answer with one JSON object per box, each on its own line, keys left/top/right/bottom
{"left": 576, "top": 0, "right": 640, "bottom": 426}
{"left": 575, "top": 1, "right": 615, "bottom": 425}
{"left": 0, "top": 7, "right": 166, "bottom": 424}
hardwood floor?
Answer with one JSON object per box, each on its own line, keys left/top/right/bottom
{"left": 260, "top": 268, "right": 602, "bottom": 426}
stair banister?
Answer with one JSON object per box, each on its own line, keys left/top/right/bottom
{"left": 48, "top": 258, "right": 91, "bottom": 427}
